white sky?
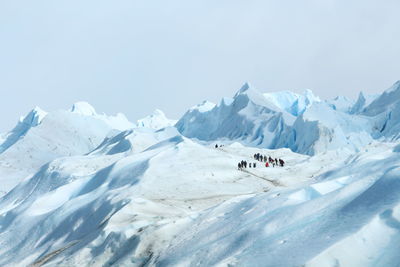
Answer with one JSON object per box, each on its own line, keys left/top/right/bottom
{"left": 0, "top": 0, "right": 399, "bottom": 131}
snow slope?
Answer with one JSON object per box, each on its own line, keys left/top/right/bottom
{"left": 0, "top": 127, "right": 335, "bottom": 266}
{"left": 1, "top": 123, "right": 399, "bottom": 266}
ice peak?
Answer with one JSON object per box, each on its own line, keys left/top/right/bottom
{"left": 356, "top": 91, "right": 366, "bottom": 102}
{"left": 20, "top": 106, "right": 47, "bottom": 126}
{"left": 70, "top": 101, "right": 97, "bottom": 116}
{"left": 190, "top": 100, "right": 216, "bottom": 113}
{"left": 152, "top": 109, "right": 166, "bottom": 117}
{"left": 136, "top": 109, "right": 177, "bottom": 130}
{"left": 349, "top": 91, "right": 367, "bottom": 114}
{"left": 303, "top": 88, "right": 313, "bottom": 95}
{"left": 239, "top": 82, "right": 251, "bottom": 92}
{"left": 303, "top": 89, "right": 320, "bottom": 102}
{"left": 140, "top": 109, "right": 168, "bottom": 120}
{"left": 234, "top": 82, "right": 252, "bottom": 97}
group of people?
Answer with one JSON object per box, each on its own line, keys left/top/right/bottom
{"left": 237, "top": 160, "right": 256, "bottom": 170}
{"left": 237, "top": 153, "right": 285, "bottom": 170}
{"left": 253, "top": 153, "right": 285, "bottom": 167}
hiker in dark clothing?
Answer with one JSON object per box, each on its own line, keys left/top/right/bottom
{"left": 254, "top": 154, "right": 257, "bottom": 160}
{"left": 238, "top": 162, "right": 242, "bottom": 170}
{"left": 244, "top": 161, "right": 247, "bottom": 168}
{"left": 279, "top": 159, "right": 285, "bottom": 167}
{"left": 215, "top": 144, "right": 218, "bottom": 148}
{"left": 253, "top": 162, "right": 256, "bottom": 168}
{"left": 275, "top": 158, "right": 278, "bottom": 165}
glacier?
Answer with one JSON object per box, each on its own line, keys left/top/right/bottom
{"left": 0, "top": 82, "right": 400, "bottom": 266}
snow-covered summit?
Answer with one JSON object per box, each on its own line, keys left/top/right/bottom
{"left": 136, "top": 109, "right": 177, "bottom": 130}
{"left": 69, "top": 101, "right": 134, "bottom": 131}
{"left": 234, "top": 82, "right": 251, "bottom": 96}
{"left": 189, "top": 100, "right": 216, "bottom": 113}
{"left": 70, "top": 101, "right": 97, "bottom": 116}
{"left": 0, "top": 107, "right": 48, "bottom": 154}
{"left": 20, "top": 106, "right": 47, "bottom": 126}
{"left": 263, "top": 89, "right": 321, "bottom": 116}
{"left": 234, "top": 82, "right": 282, "bottom": 110}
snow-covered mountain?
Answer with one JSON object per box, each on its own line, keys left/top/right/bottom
{"left": 136, "top": 109, "right": 177, "bottom": 130}
{"left": 176, "top": 83, "right": 296, "bottom": 148}
{"left": 1, "top": 82, "right": 400, "bottom": 266}
{"left": 177, "top": 81, "right": 400, "bottom": 155}
{"left": 0, "top": 102, "right": 134, "bottom": 195}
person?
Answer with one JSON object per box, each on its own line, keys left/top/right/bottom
{"left": 279, "top": 159, "right": 285, "bottom": 167}
{"left": 238, "top": 162, "right": 242, "bottom": 170}
{"left": 265, "top": 162, "right": 269, "bottom": 167}
{"left": 244, "top": 161, "right": 247, "bottom": 168}
{"left": 215, "top": 144, "right": 218, "bottom": 148}
{"left": 275, "top": 158, "right": 278, "bottom": 165}
{"left": 254, "top": 154, "right": 257, "bottom": 160}
{"left": 253, "top": 162, "right": 256, "bottom": 168}
{"left": 249, "top": 163, "right": 252, "bottom": 168}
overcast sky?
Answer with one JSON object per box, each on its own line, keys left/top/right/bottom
{"left": 1, "top": 0, "right": 399, "bottom": 131}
